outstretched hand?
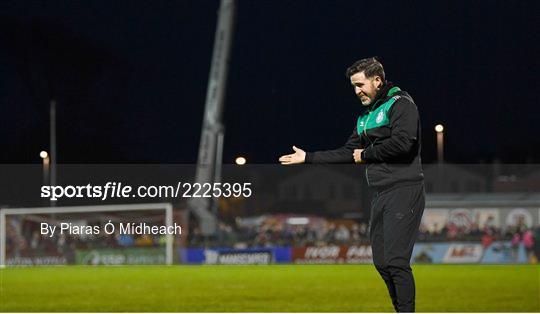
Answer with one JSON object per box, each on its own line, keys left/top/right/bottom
{"left": 279, "top": 146, "right": 306, "bottom": 165}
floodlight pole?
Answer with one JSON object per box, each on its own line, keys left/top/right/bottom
{"left": 190, "top": 0, "right": 236, "bottom": 236}
{"left": 50, "top": 100, "right": 57, "bottom": 207}
{"left": 435, "top": 124, "right": 444, "bottom": 192}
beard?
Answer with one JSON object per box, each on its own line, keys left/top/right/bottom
{"left": 358, "top": 95, "right": 372, "bottom": 106}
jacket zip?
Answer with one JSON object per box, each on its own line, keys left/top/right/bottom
{"left": 364, "top": 111, "right": 373, "bottom": 186}
{"left": 363, "top": 97, "right": 385, "bottom": 187}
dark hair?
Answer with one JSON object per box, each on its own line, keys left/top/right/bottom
{"left": 346, "top": 57, "right": 385, "bottom": 82}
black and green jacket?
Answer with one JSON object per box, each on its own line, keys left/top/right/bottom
{"left": 305, "top": 83, "right": 424, "bottom": 190}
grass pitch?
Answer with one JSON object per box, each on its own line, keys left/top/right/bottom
{"left": 0, "top": 264, "right": 538, "bottom": 312}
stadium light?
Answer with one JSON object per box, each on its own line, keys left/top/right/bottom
{"left": 40, "top": 151, "right": 50, "bottom": 189}
{"left": 435, "top": 124, "right": 444, "bottom": 163}
{"left": 235, "top": 156, "right": 247, "bottom": 165}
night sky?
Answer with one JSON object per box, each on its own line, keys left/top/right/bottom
{"left": 1, "top": 0, "right": 538, "bottom": 164}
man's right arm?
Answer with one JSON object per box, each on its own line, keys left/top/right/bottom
{"left": 305, "top": 129, "right": 361, "bottom": 164}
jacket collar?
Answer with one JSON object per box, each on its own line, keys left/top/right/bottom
{"left": 368, "top": 82, "right": 400, "bottom": 111}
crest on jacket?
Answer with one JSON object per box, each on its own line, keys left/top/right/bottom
{"left": 376, "top": 111, "right": 384, "bottom": 124}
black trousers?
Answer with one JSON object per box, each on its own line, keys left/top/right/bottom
{"left": 369, "top": 182, "right": 425, "bottom": 312}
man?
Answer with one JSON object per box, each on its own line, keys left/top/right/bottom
{"left": 279, "top": 57, "right": 425, "bottom": 312}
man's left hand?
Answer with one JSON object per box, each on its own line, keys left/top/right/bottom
{"left": 353, "top": 149, "right": 364, "bottom": 163}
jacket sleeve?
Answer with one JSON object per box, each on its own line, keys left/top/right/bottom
{"left": 362, "top": 98, "right": 419, "bottom": 163}
{"left": 305, "top": 129, "right": 361, "bottom": 164}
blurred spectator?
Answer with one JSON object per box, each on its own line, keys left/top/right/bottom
{"left": 351, "top": 224, "right": 361, "bottom": 241}
{"left": 335, "top": 224, "right": 350, "bottom": 243}
{"left": 116, "top": 233, "right": 134, "bottom": 247}
{"left": 324, "top": 223, "right": 337, "bottom": 243}
{"left": 446, "top": 222, "right": 459, "bottom": 240}
{"left": 523, "top": 229, "right": 534, "bottom": 262}
{"left": 135, "top": 234, "right": 153, "bottom": 246}
{"left": 30, "top": 231, "right": 40, "bottom": 250}
{"left": 511, "top": 232, "right": 521, "bottom": 262}
{"left": 56, "top": 233, "right": 67, "bottom": 254}
{"left": 481, "top": 228, "right": 494, "bottom": 248}
{"left": 534, "top": 226, "right": 540, "bottom": 262}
